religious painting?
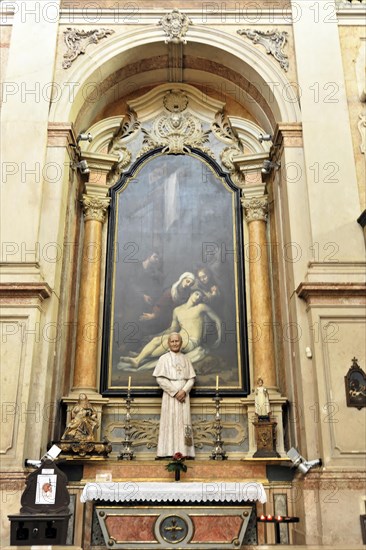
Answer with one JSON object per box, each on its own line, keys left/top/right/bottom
{"left": 344, "top": 358, "right": 366, "bottom": 410}
{"left": 101, "top": 151, "right": 249, "bottom": 396}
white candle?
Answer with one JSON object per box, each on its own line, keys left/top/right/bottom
{"left": 128, "top": 376, "right": 131, "bottom": 391}
{"left": 216, "top": 375, "right": 219, "bottom": 391}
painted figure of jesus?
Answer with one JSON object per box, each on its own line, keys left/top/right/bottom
{"left": 153, "top": 332, "right": 196, "bottom": 458}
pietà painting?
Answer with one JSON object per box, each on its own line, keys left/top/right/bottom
{"left": 102, "top": 152, "right": 249, "bottom": 395}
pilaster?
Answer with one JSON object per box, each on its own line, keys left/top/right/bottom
{"left": 1, "top": 0, "right": 61, "bottom": 263}
{"left": 291, "top": 0, "right": 365, "bottom": 260}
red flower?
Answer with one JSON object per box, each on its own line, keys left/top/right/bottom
{"left": 173, "top": 452, "right": 184, "bottom": 461}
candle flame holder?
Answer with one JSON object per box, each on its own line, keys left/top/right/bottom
{"left": 118, "top": 389, "right": 135, "bottom": 460}
{"left": 210, "top": 391, "right": 228, "bottom": 460}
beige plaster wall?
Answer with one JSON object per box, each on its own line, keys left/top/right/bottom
{"left": 0, "top": 25, "right": 12, "bottom": 88}
{"left": 293, "top": 475, "right": 366, "bottom": 546}
{"left": 339, "top": 26, "right": 366, "bottom": 212}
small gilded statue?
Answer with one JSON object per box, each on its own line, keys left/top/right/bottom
{"left": 254, "top": 377, "right": 271, "bottom": 420}
{"left": 61, "top": 393, "right": 98, "bottom": 442}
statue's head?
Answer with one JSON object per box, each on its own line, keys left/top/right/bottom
{"left": 168, "top": 332, "right": 183, "bottom": 353}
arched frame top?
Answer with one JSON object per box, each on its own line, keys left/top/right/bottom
{"left": 50, "top": 26, "right": 301, "bottom": 127}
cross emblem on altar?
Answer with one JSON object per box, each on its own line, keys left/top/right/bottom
{"left": 164, "top": 518, "right": 183, "bottom": 538}
{"left": 161, "top": 515, "right": 188, "bottom": 543}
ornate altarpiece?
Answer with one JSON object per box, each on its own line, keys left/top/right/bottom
{"left": 78, "top": 84, "right": 278, "bottom": 458}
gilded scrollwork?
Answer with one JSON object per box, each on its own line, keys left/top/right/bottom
{"left": 237, "top": 29, "right": 289, "bottom": 72}
{"left": 139, "top": 112, "right": 213, "bottom": 156}
{"left": 211, "top": 111, "right": 236, "bottom": 143}
{"left": 104, "top": 417, "right": 247, "bottom": 450}
{"left": 107, "top": 112, "right": 138, "bottom": 184}
{"left": 158, "top": 9, "right": 192, "bottom": 44}
{"left": 62, "top": 27, "right": 114, "bottom": 69}
{"left": 242, "top": 195, "right": 269, "bottom": 223}
{"left": 104, "top": 419, "right": 159, "bottom": 448}
{"left": 82, "top": 195, "right": 110, "bottom": 223}
{"left": 193, "top": 419, "right": 248, "bottom": 449}
{"left": 220, "top": 146, "right": 242, "bottom": 172}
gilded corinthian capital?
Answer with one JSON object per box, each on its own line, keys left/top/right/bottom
{"left": 242, "top": 196, "right": 269, "bottom": 223}
{"left": 81, "top": 195, "right": 110, "bottom": 223}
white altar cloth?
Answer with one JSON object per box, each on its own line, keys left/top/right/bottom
{"left": 80, "top": 481, "right": 267, "bottom": 504}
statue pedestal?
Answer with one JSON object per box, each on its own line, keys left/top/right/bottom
{"left": 253, "top": 419, "right": 280, "bottom": 458}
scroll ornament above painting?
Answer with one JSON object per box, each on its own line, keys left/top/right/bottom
{"left": 81, "top": 85, "right": 271, "bottom": 187}
{"left": 237, "top": 29, "right": 289, "bottom": 72}
{"left": 105, "top": 89, "right": 251, "bottom": 180}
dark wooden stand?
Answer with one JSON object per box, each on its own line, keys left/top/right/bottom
{"left": 8, "top": 459, "right": 70, "bottom": 546}
{"left": 8, "top": 513, "right": 70, "bottom": 546}
{"left": 253, "top": 419, "right": 280, "bottom": 458}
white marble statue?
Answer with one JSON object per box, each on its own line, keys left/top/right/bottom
{"left": 153, "top": 332, "right": 196, "bottom": 457}
{"left": 254, "top": 377, "right": 271, "bottom": 418}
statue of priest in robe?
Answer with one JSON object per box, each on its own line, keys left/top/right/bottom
{"left": 153, "top": 332, "right": 196, "bottom": 458}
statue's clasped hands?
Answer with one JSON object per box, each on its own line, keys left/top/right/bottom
{"left": 175, "top": 390, "right": 186, "bottom": 403}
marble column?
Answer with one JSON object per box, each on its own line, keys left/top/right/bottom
{"left": 72, "top": 194, "right": 110, "bottom": 393}
{"left": 242, "top": 194, "right": 277, "bottom": 389}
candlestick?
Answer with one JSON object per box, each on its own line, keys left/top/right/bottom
{"left": 216, "top": 375, "right": 219, "bottom": 391}
{"left": 210, "top": 392, "right": 227, "bottom": 460}
{"left": 118, "top": 389, "right": 135, "bottom": 461}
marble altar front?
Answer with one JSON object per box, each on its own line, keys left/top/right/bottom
{"left": 81, "top": 481, "right": 266, "bottom": 548}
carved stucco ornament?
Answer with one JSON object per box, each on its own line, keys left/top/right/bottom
{"left": 139, "top": 91, "right": 213, "bottom": 156}
{"left": 81, "top": 195, "right": 110, "bottom": 223}
{"left": 241, "top": 195, "right": 269, "bottom": 223}
{"left": 221, "top": 147, "right": 246, "bottom": 187}
{"left": 158, "top": 9, "right": 192, "bottom": 44}
{"left": 237, "top": 28, "right": 289, "bottom": 72}
{"left": 107, "top": 112, "right": 138, "bottom": 184}
{"left": 140, "top": 112, "right": 212, "bottom": 155}
{"left": 211, "top": 111, "right": 236, "bottom": 143}
{"left": 163, "top": 90, "right": 189, "bottom": 113}
{"left": 213, "top": 111, "right": 245, "bottom": 186}
{"left": 104, "top": 418, "right": 247, "bottom": 449}
{"left": 62, "top": 27, "right": 114, "bottom": 69}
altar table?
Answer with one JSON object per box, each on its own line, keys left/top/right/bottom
{"left": 81, "top": 482, "right": 266, "bottom": 549}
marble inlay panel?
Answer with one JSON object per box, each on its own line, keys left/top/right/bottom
{"left": 190, "top": 515, "right": 243, "bottom": 542}
{"left": 105, "top": 515, "right": 157, "bottom": 541}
